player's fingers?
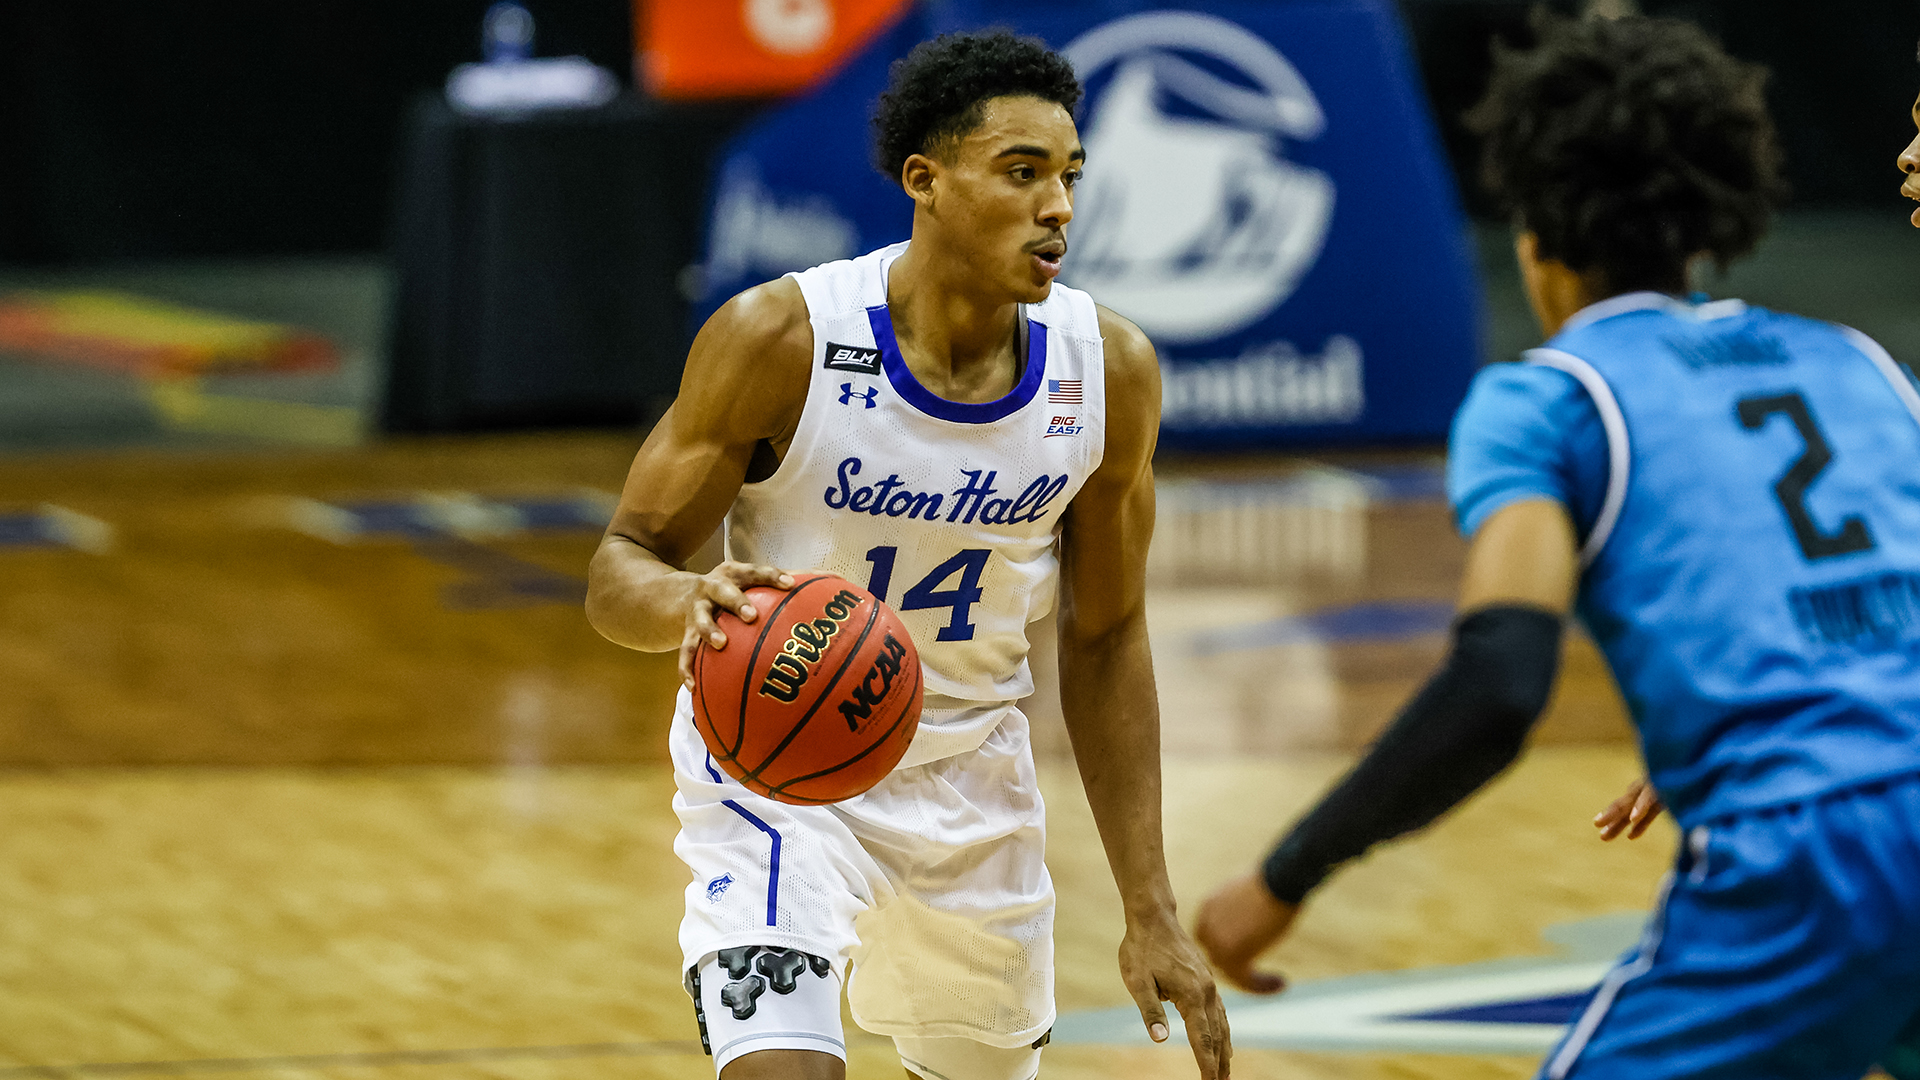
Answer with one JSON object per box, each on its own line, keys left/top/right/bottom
{"left": 1124, "top": 977, "right": 1171, "bottom": 1044}
{"left": 1207, "top": 996, "right": 1234, "bottom": 1079}
{"left": 1627, "top": 791, "right": 1663, "bottom": 839}
{"left": 1593, "top": 792, "right": 1634, "bottom": 838}
{"left": 717, "top": 561, "right": 795, "bottom": 592}
{"left": 1207, "top": 950, "right": 1283, "bottom": 995}
{"left": 678, "top": 625, "right": 701, "bottom": 688}
{"left": 703, "top": 577, "right": 759, "bottom": 624}
{"left": 1177, "top": 985, "right": 1227, "bottom": 1080}
{"left": 1596, "top": 807, "right": 1628, "bottom": 840}
{"left": 1214, "top": 996, "right": 1234, "bottom": 1077}
{"left": 690, "top": 598, "right": 726, "bottom": 650}
{"left": 1193, "top": 878, "right": 1290, "bottom": 995}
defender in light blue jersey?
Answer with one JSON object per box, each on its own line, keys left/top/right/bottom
{"left": 1195, "top": 15, "right": 1920, "bottom": 1080}
{"left": 1461, "top": 295, "right": 1920, "bottom": 826}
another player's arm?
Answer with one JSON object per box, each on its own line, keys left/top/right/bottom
{"left": 1056, "top": 307, "right": 1231, "bottom": 1080}
{"left": 1196, "top": 498, "right": 1579, "bottom": 993}
{"left": 585, "top": 279, "right": 811, "bottom": 684}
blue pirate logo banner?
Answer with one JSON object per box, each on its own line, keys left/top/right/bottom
{"left": 694, "top": 1, "right": 1482, "bottom": 448}
{"left": 1061, "top": 12, "right": 1335, "bottom": 347}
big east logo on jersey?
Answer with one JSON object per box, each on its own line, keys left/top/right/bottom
{"left": 1046, "top": 415, "right": 1083, "bottom": 438}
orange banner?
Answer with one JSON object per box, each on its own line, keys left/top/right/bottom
{"left": 638, "top": 0, "right": 911, "bottom": 99}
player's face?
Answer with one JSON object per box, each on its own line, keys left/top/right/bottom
{"left": 1900, "top": 94, "right": 1920, "bottom": 228}
{"left": 926, "top": 96, "right": 1084, "bottom": 303}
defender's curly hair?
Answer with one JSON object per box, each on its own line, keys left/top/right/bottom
{"left": 1467, "top": 15, "right": 1788, "bottom": 293}
{"left": 872, "top": 30, "right": 1083, "bottom": 182}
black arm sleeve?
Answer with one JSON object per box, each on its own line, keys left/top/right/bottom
{"left": 1260, "top": 605, "right": 1564, "bottom": 905}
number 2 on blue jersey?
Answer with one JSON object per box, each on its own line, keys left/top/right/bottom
{"left": 1737, "top": 391, "right": 1876, "bottom": 561}
{"left": 864, "top": 546, "right": 990, "bottom": 641}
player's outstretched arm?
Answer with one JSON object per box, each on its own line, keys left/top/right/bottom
{"left": 585, "top": 279, "right": 812, "bottom": 685}
{"left": 1196, "top": 498, "right": 1580, "bottom": 993}
{"left": 1057, "top": 307, "right": 1230, "bottom": 1080}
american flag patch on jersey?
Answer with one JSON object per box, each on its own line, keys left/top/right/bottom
{"left": 1048, "top": 379, "right": 1082, "bottom": 405}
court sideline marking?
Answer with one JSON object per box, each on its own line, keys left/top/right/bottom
{"left": 0, "top": 1040, "right": 706, "bottom": 1078}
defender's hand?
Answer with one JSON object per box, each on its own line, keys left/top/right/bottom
{"left": 1595, "top": 778, "right": 1664, "bottom": 841}
{"left": 1194, "top": 873, "right": 1296, "bottom": 995}
{"left": 678, "top": 561, "right": 794, "bottom": 688}
{"left": 1120, "top": 911, "right": 1232, "bottom": 1079}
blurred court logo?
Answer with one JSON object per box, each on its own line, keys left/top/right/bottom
{"left": 705, "top": 160, "right": 859, "bottom": 291}
{"left": 1061, "top": 11, "right": 1335, "bottom": 345}
{"left": 1053, "top": 913, "right": 1647, "bottom": 1055}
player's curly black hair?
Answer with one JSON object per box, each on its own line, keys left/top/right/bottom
{"left": 872, "top": 30, "right": 1083, "bottom": 183}
{"left": 1467, "top": 15, "right": 1788, "bottom": 293}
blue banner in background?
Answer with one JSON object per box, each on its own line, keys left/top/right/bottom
{"left": 695, "top": 1, "right": 1481, "bottom": 448}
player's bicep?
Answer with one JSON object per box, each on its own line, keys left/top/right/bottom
{"left": 602, "top": 281, "right": 810, "bottom": 567}
{"left": 1059, "top": 461, "right": 1156, "bottom": 639}
{"left": 1059, "top": 307, "right": 1161, "bottom": 642}
{"left": 1457, "top": 498, "right": 1579, "bottom": 615}
{"left": 603, "top": 404, "right": 756, "bottom": 568}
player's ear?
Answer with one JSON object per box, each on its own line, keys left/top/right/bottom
{"left": 900, "top": 153, "right": 939, "bottom": 211}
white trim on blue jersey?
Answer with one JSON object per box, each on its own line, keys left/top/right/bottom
{"left": 1524, "top": 348, "right": 1631, "bottom": 567}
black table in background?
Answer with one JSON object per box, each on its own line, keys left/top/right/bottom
{"left": 384, "top": 93, "right": 757, "bottom": 433}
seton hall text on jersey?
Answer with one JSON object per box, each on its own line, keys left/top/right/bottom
{"left": 823, "top": 456, "right": 1070, "bottom": 526}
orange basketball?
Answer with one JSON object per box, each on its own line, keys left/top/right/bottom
{"left": 692, "top": 573, "right": 922, "bottom": 804}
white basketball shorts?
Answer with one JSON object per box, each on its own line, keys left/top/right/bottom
{"left": 669, "top": 686, "right": 1056, "bottom": 1050}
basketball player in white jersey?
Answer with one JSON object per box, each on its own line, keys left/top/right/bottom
{"left": 585, "top": 30, "right": 1229, "bottom": 1080}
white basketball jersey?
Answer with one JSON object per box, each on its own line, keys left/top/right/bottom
{"left": 725, "top": 242, "right": 1108, "bottom": 767}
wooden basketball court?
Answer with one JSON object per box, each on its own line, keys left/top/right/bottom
{"left": 0, "top": 432, "right": 1688, "bottom": 1078}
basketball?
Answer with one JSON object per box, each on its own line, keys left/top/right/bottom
{"left": 692, "top": 573, "right": 923, "bottom": 804}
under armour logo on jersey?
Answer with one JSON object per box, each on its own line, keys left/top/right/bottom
{"left": 839, "top": 383, "right": 879, "bottom": 409}
{"left": 823, "top": 342, "right": 883, "bottom": 374}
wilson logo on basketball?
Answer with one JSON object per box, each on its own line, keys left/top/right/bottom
{"left": 838, "top": 633, "right": 909, "bottom": 731}
{"left": 692, "top": 572, "right": 923, "bottom": 805}
{"left": 758, "top": 588, "right": 864, "bottom": 702}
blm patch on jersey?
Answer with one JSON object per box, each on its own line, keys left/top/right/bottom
{"left": 823, "top": 342, "right": 882, "bottom": 375}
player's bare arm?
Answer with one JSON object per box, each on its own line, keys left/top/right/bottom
{"left": 1196, "top": 498, "right": 1578, "bottom": 993}
{"left": 1056, "top": 305, "right": 1232, "bottom": 1080}
{"left": 585, "top": 278, "right": 812, "bottom": 683}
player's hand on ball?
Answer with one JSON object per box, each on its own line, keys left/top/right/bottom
{"left": 1594, "top": 777, "right": 1664, "bottom": 840}
{"left": 1194, "top": 873, "right": 1296, "bottom": 996}
{"left": 1119, "top": 912, "right": 1233, "bottom": 1079}
{"left": 678, "top": 561, "right": 794, "bottom": 689}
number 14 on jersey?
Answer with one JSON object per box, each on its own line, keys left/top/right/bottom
{"left": 865, "top": 546, "right": 990, "bottom": 642}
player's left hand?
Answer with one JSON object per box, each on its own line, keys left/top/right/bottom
{"left": 1594, "top": 777, "right": 1664, "bottom": 840}
{"left": 1193, "top": 873, "right": 1295, "bottom": 995}
{"left": 1119, "top": 910, "right": 1232, "bottom": 1079}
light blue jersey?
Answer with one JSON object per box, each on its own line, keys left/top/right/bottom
{"left": 1453, "top": 293, "right": 1920, "bottom": 1079}
{"left": 1450, "top": 292, "right": 1920, "bottom": 827}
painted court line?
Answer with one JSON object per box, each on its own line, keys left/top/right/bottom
{"left": 1189, "top": 599, "right": 1457, "bottom": 655}
{"left": 0, "top": 1040, "right": 707, "bottom": 1078}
